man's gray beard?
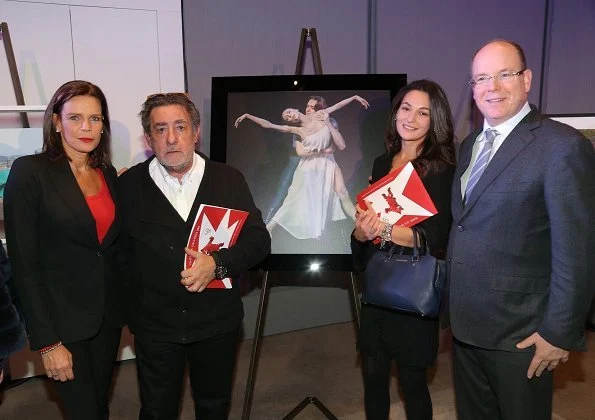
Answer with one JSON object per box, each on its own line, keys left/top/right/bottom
{"left": 159, "top": 157, "right": 193, "bottom": 176}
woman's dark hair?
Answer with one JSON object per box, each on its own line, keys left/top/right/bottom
{"left": 385, "top": 79, "right": 456, "bottom": 177}
{"left": 42, "top": 80, "right": 111, "bottom": 168}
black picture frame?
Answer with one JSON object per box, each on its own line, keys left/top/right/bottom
{"left": 210, "top": 74, "right": 406, "bottom": 271}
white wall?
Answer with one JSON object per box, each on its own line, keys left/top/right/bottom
{"left": 0, "top": 0, "right": 184, "bottom": 170}
{"left": 183, "top": 0, "right": 369, "bottom": 157}
{"left": 0, "top": 0, "right": 184, "bottom": 379}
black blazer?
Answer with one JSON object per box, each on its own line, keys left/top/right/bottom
{"left": 3, "top": 154, "right": 124, "bottom": 350}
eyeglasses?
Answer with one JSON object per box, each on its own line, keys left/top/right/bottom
{"left": 146, "top": 92, "right": 190, "bottom": 100}
{"left": 468, "top": 69, "right": 526, "bottom": 88}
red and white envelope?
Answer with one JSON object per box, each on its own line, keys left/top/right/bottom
{"left": 357, "top": 162, "right": 437, "bottom": 228}
{"left": 185, "top": 204, "right": 249, "bottom": 289}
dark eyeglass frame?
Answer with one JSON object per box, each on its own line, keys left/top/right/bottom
{"left": 468, "top": 69, "right": 526, "bottom": 88}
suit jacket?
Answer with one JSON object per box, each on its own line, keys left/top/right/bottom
{"left": 448, "top": 106, "right": 595, "bottom": 352}
{"left": 117, "top": 154, "right": 270, "bottom": 343}
{"left": 3, "top": 154, "right": 123, "bottom": 350}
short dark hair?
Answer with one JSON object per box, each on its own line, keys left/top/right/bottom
{"left": 43, "top": 80, "right": 111, "bottom": 168}
{"left": 472, "top": 39, "right": 527, "bottom": 71}
{"left": 385, "top": 79, "right": 456, "bottom": 177}
{"left": 140, "top": 93, "right": 200, "bottom": 136}
{"left": 308, "top": 95, "right": 327, "bottom": 110}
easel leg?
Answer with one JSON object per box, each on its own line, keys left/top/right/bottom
{"left": 350, "top": 271, "right": 361, "bottom": 329}
{"left": 308, "top": 29, "right": 323, "bottom": 74}
{"left": 282, "top": 396, "right": 339, "bottom": 420}
{"left": 1, "top": 22, "right": 30, "bottom": 128}
{"left": 241, "top": 270, "right": 270, "bottom": 420}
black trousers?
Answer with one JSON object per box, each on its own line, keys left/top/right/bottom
{"left": 362, "top": 351, "right": 432, "bottom": 420}
{"left": 53, "top": 324, "right": 122, "bottom": 420}
{"left": 453, "top": 338, "right": 553, "bottom": 420}
{"left": 135, "top": 328, "right": 239, "bottom": 420}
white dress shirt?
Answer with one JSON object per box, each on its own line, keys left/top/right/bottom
{"left": 460, "top": 102, "right": 531, "bottom": 198}
{"left": 149, "top": 152, "right": 205, "bottom": 221}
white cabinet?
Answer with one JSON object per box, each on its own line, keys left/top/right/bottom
{"left": 0, "top": 0, "right": 184, "bottom": 169}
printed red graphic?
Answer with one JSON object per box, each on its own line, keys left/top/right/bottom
{"left": 200, "top": 237, "right": 224, "bottom": 255}
{"left": 381, "top": 187, "right": 404, "bottom": 215}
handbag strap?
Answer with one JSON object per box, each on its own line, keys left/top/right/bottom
{"left": 411, "top": 226, "right": 429, "bottom": 256}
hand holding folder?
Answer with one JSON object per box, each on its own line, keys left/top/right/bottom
{"left": 357, "top": 162, "right": 437, "bottom": 228}
{"left": 185, "top": 204, "right": 249, "bottom": 289}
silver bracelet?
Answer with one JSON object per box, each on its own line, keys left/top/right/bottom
{"left": 380, "top": 223, "right": 393, "bottom": 247}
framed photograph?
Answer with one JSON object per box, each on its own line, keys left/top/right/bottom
{"left": 549, "top": 114, "right": 595, "bottom": 148}
{"left": 211, "top": 74, "right": 407, "bottom": 271}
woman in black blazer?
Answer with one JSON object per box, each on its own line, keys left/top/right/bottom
{"left": 352, "top": 80, "right": 456, "bottom": 420}
{"left": 4, "top": 80, "right": 123, "bottom": 419}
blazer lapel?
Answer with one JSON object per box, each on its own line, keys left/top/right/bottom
{"left": 99, "top": 165, "right": 122, "bottom": 249}
{"left": 48, "top": 159, "right": 98, "bottom": 244}
{"left": 463, "top": 110, "right": 541, "bottom": 214}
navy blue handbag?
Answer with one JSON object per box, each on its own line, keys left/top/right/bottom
{"left": 361, "top": 227, "right": 446, "bottom": 317}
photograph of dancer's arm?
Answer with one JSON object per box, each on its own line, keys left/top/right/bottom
{"left": 324, "top": 95, "right": 370, "bottom": 114}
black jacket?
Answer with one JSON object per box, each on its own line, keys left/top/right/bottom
{"left": 4, "top": 154, "right": 124, "bottom": 350}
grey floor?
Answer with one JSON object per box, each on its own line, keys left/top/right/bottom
{"left": 1, "top": 323, "right": 593, "bottom": 419}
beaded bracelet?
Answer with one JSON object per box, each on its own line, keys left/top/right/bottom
{"left": 39, "top": 341, "right": 62, "bottom": 355}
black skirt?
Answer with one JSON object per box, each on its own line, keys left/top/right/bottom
{"left": 358, "top": 303, "right": 439, "bottom": 367}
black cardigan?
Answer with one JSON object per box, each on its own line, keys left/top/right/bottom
{"left": 117, "top": 155, "right": 271, "bottom": 343}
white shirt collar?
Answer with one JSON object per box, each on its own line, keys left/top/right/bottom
{"left": 482, "top": 102, "right": 531, "bottom": 140}
{"left": 149, "top": 152, "right": 205, "bottom": 221}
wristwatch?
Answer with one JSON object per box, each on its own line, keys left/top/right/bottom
{"left": 211, "top": 252, "right": 229, "bottom": 280}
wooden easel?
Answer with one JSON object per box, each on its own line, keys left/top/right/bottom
{"left": 241, "top": 28, "right": 361, "bottom": 420}
{"left": 294, "top": 28, "right": 323, "bottom": 75}
{"left": 1, "top": 22, "right": 31, "bottom": 128}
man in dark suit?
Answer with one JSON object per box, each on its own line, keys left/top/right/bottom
{"left": 448, "top": 39, "right": 595, "bottom": 419}
{"left": 118, "top": 93, "right": 270, "bottom": 419}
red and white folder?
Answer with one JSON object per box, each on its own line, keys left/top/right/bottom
{"left": 357, "top": 162, "right": 437, "bottom": 228}
{"left": 185, "top": 204, "right": 249, "bottom": 289}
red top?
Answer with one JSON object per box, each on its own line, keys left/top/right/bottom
{"left": 85, "top": 169, "right": 115, "bottom": 243}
